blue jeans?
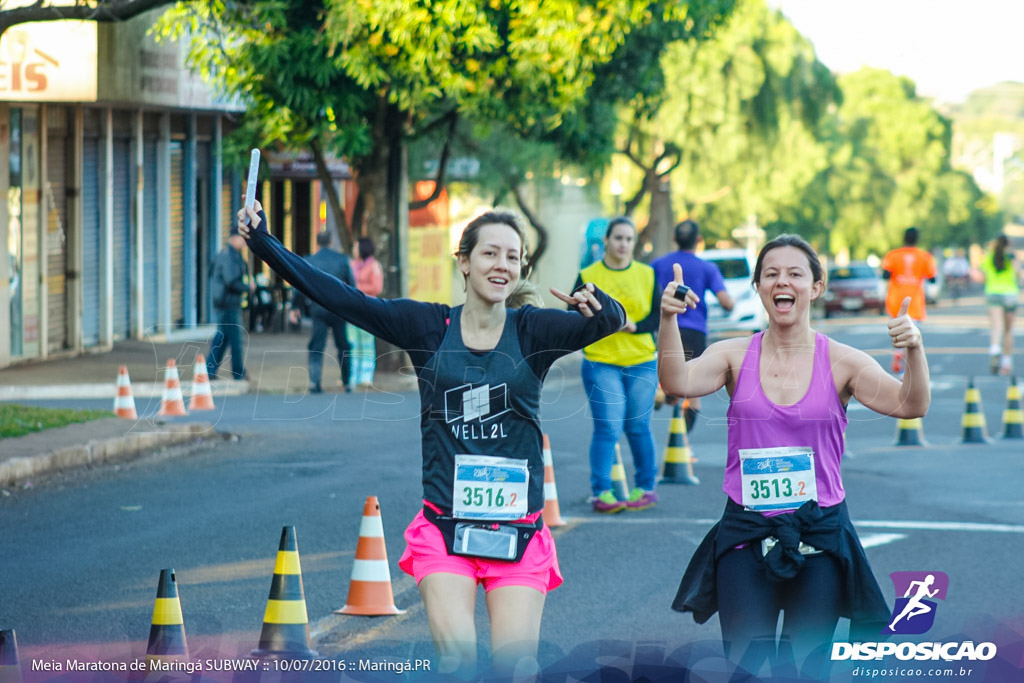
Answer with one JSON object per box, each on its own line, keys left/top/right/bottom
{"left": 207, "top": 307, "right": 246, "bottom": 380}
{"left": 582, "top": 358, "right": 659, "bottom": 495}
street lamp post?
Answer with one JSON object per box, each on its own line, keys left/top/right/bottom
{"left": 610, "top": 179, "right": 624, "bottom": 216}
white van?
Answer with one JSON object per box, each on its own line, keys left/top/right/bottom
{"left": 701, "top": 248, "right": 767, "bottom": 336}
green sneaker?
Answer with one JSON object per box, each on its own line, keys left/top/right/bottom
{"left": 592, "top": 490, "right": 626, "bottom": 513}
{"left": 626, "top": 487, "right": 659, "bottom": 511}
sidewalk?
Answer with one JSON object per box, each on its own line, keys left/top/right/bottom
{"left": 0, "top": 328, "right": 417, "bottom": 488}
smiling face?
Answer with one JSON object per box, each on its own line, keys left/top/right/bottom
{"left": 457, "top": 223, "right": 523, "bottom": 304}
{"left": 604, "top": 221, "right": 636, "bottom": 266}
{"left": 755, "top": 245, "right": 824, "bottom": 323}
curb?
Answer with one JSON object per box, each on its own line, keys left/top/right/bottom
{"left": 0, "top": 381, "right": 250, "bottom": 401}
{"left": 0, "top": 422, "right": 217, "bottom": 488}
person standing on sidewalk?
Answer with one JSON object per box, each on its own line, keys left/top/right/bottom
{"left": 347, "top": 237, "right": 384, "bottom": 389}
{"left": 206, "top": 224, "right": 250, "bottom": 380}
{"left": 240, "top": 201, "right": 624, "bottom": 678}
{"left": 573, "top": 216, "right": 661, "bottom": 514}
{"left": 289, "top": 230, "right": 354, "bottom": 393}
{"left": 881, "top": 227, "right": 936, "bottom": 375}
{"left": 650, "top": 219, "right": 734, "bottom": 431}
{"left": 973, "top": 234, "right": 1021, "bottom": 375}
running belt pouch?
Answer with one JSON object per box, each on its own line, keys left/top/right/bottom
{"left": 423, "top": 506, "right": 541, "bottom": 563}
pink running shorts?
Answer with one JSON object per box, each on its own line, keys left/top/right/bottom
{"left": 398, "top": 506, "right": 563, "bottom": 594}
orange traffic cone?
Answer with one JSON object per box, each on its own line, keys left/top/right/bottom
{"left": 252, "top": 526, "right": 318, "bottom": 659}
{"left": 188, "top": 355, "right": 216, "bottom": 411}
{"left": 541, "top": 435, "right": 566, "bottom": 527}
{"left": 0, "top": 630, "right": 22, "bottom": 683}
{"left": 158, "top": 360, "right": 188, "bottom": 417}
{"left": 145, "top": 569, "right": 189, "bottom": 668}
{"left": 660, "top": 402, "right": 700, "bottom": 485}
{"left": 336, "top": 496, "right": 405, "bottom": 616}
{"left": 113, "top": 366, "right": 138, "bottom": 419}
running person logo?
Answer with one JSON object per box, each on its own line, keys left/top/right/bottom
{"left": 883, "top": 571, "right": 949, "bottom": 635}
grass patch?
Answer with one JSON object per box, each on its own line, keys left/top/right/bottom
{"left": 0, "top": 404, "right": 110, "bottom": 439}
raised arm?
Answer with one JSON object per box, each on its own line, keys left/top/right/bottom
{"left": 841, "top": 296, "right": 931, "bottom": 418}
{"left": 657, "top": 263, "right": 731, "bottom": 398}
{"left": 238, "top": 203, "right": 445, "bottom": 349}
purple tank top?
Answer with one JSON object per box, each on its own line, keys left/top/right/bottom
{"left": 724, "top": 331, "right": 848, "bottom": 514}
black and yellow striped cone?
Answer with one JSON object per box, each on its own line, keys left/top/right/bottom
{"left": 961, "top": 378, "right": 988, "bottom": 444}
{"left": 660, "top": 403, "right": 700, "bottom": 485}
{"left": 611, "top": 445, "right": 630, "bottom": 501}
{"left": 1002, "top": 377, "right": 1023, "bottom": 440}
{"left": 252, "top": 526, "right": 318, "bottom": 659}
{"left": 145, "top": 569, "right": 189, "bottom": 668}
{"left": 0, "top": 630, "right": 22, "bottom": 683}
{"left": 893, "top": 417, "right": 927, "bottom": 447}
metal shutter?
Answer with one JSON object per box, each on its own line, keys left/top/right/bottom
{"left": 142, "top": 138, "right": 159, "bottom": 332}
{"left": 169, "top": 141, "right": 183, "bottom": 326}
{"left": 112, "top": 138, "right": 132, "bottom": 339}
{"left": 45, "top": 114, "right": 69, "bottom": 352}
{"left": 81, "top": 137, "right": 101, "bottom": 347}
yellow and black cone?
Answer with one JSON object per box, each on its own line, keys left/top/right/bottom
{"left": 893, "top": 417, "right": 927, "bottom": 447}
{"left": 611, "top": 445, "right": 630, "bottom": 501}
{"left": 145, "top": 569, "right": 189, "bottom": 668}
{"left": 252, "top": 526, "right": 318, "bottom": 659}
{"left": 1001, "top": 376, "right": 1023, "bottom": 440}
{"left": 0, "top": 630, "right": 22, "bottom": 683}
{"left": 961, "top": 378, "right": 988, "bottom": 444}
{"left": 660, "top": 403, "right": 700, "bottom": 485}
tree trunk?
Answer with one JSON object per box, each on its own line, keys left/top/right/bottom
{"left": 309, "top": 139, "right": 351, "bottom": 253}
{"left": 634, "top": 169, "right": 675, "bottom": 260}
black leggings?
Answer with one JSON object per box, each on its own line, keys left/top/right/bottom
{"left": 717, "top": 545, "right": 842, "bottom": 678}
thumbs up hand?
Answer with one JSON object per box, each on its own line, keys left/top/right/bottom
{"left": 887, "top": 296, "right": 921, "bottom": 349}
{"left": 661, "top": 263, "right": 700, "bottom": 317}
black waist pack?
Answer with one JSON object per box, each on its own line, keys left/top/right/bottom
{"left": 423, "top": 505, "right": 543, "bottom": 563}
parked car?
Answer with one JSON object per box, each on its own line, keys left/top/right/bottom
{"left": 822, "top": 262, "right": 885, "bottom": 317}
{"left": 702, "top": 248, "right": 767, "bottom": 336}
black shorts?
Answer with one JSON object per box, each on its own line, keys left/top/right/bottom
{"left": 677, "top": 328, "right": 708, "bottom": 361}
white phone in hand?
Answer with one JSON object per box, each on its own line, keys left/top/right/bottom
{"left": 244, "top": 148, "right": 260, "bottom": 225}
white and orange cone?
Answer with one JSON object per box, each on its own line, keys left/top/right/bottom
{"left": 113, "top": 366, "right": 138, "bottom": 419}
{"left": 188, "top": 354, "right": 216, "bottom": 411}
{"left": 541, "top": 434, "right": 566, "bottom": 527}
{"left": 158, "top": 360, "right": 188, "bottom": 417}
{"left": 335, "top": 496, "right": 405, "bottom": 616}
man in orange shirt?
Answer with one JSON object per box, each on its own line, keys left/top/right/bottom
{"left": 881, "top": 227, "right": 936, "bottom": 373}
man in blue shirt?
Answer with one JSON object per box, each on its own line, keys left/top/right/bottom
{"left": 650, "top": 219, "right": 734, "bottom": 431}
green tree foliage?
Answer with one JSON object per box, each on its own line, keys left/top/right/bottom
{"left": 615, "top": 0, "right": 838, "bottom": 255}
{"left": 804, "top": 69, "right": 1001, "bottom": 257}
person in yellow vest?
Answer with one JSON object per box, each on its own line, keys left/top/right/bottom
{"left": 973, "top": 234, "right": 1021, "bottom": 375}
{"left": 573, "top": 217, "right": 660, "bottom": 513}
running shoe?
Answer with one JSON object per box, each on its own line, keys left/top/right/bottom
{"left": 592, "top": 490, "right": 626, "bottom": 514}
{"left": 991, "top": 354, "right": 1001, "bottom": 375}
{"left": 625, "top": 488, "right": 659, "bottom": 511}
{"left": 684, "top": 406, "right": 699, "bottom": 433}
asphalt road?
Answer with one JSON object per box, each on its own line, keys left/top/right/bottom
{"left": 2, "top": 303, "right": 1023, "bottom": 681}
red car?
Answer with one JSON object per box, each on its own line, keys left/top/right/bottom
{"left": 822, "top": 263, "right": 886, "bottom": 317}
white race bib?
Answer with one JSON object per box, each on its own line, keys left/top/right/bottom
{"left": 452, "top": 455, "right": 529, "bottom": 520}
{"left": 739, "top": 447, "right": 817, "bottom": 512}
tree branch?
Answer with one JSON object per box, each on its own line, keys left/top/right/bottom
{"left": 409, "top": 110, "right": 458, "bottom": 211}
{"left": 0, "top": 0, "right": 175, "bottom": 38}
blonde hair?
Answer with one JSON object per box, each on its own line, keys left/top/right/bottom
{"left": 506, "top": 279, "right": 545, "bottom": 309}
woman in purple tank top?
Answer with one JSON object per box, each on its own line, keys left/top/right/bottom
{"left": 657, "top": 235, "right": 931, "bottom": 678}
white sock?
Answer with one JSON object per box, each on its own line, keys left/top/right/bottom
{"left": 990, "top": 344, "right": 1001, "bottom": 355}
